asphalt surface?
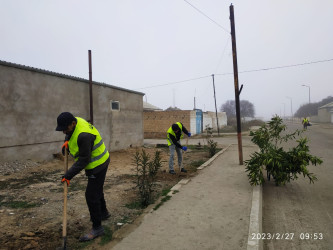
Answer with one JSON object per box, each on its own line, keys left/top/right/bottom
{"left": 263, "top": 122, "right": 333, "bottom": 250}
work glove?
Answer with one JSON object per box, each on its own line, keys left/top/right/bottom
{"left": 61, "top": 141, "right": 69, "bottom": 156}
{"left": 182, "top": 146, "right": 188, "bottom": 151}
{"left": 187, "top": 132, "right": 191, "bottom": 137}
{"left": 61, "top": 177, "right": 70, "bottom": 186}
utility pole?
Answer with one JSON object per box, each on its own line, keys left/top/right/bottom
{"left": 173, "top": 89, "right": 176, "bottom": 108}
{"left": 301, "top": 84, "right": 311, "bottom": 104}
{"left": 230, "top": 4, "right": 243, "bottom": 165}
{"left": 212, "top": 74, "right": 220, "bottom": 135}
{"left": 88, "top": 50, "right": 93, "bottom": 125}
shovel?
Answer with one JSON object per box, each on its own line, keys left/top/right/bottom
{"left": 61, "top": 148, "right": 69, "bottom": 249}
{"left": 180, "top": 137, "right": 189, "bottom": 171}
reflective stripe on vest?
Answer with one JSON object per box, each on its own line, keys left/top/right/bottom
{"left": 68, "top": 117, "right": 109, "bottom": 170}
{"left": 166, "top": 122, "right": 183, "bottom": 146}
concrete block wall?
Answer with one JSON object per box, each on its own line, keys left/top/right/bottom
{"left": 189, "top": 111, "right": 197, "bottom": 135}
{"left": 203, "top": 114, "right": 213, "bottom": 131}
{"left": 202, "top": 112, "right": 227, "bottom": 132}
{"left": 0, "top": 61, "right": 144, "bottom": 161}
{"left": 207, "top": 111, "right": 227, "bottom": 130}
{"left": 144, "top": 110, "right": 192, "bottom": 139}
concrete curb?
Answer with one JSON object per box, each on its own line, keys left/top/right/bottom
{"left": 247, "top": 185, "right": 263, "bottom": 250}
{"left": 197, "top": 144, "right": 232, "bottom": 170}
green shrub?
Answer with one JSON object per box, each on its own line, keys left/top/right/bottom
{"left": 207, "top": 139, "right": 218, "bottom": 157}
{"left": 205, "top": 125, "right": 213, "bottom": 137}
{"left": 245, "top": 116, "right": 323, "bottom": 186}
{"left": 133, "top": 150, "right": 162, "bottom": 208}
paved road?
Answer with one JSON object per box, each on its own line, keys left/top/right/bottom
{"left": 263, "top": 122, "right": 333, "bottom": 250}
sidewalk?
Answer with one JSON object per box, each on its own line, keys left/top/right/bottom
{"left": 110, "top": 144, "right": 259, "bottom": 250}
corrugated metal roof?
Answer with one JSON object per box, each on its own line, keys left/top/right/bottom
{"left": 0, "top": 60, "right": 144, "bottom": 96}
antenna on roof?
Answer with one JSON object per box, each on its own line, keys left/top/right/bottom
{"left": 173, "top": 89, "right": 176, "bottom": 108}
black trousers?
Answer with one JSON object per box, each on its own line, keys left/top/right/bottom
{"left": 85, "top": 157, "right": 110, "bottom": 229}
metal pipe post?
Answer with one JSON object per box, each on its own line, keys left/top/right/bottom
{"left": 88, "top": 50, "right": 93, "bottom": 124}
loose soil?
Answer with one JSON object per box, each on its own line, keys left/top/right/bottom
{"left": 0, "top": 145, "right": 215, "bottom": 249}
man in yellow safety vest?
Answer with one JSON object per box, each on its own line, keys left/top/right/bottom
{"left": 56, "top": 112, "right": 110, "bottom": 242}
{"left": 167, "top": 122, "right": 191, "bottom": 174}
{"left": 302, "top": 117, "right": 309, "bottom": 129}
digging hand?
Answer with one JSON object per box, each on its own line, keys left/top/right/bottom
{"left": 182, "top": 146, "right": 187, "bottom": 151}
{"left": 62, "top": 141, "right": 69, "bottom": 156}
{"left": 187, "top": 132, "right": 191, "bottom": 137}
{"left": 61, "top": 177, "right": 70, "bottom": 186}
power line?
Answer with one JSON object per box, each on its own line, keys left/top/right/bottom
{"left": 216, "top": 58, "right": 333, "bottom": 76}
{"left": 183, "top": 0, "right": 230, "bottom": 34}
{"left": 134, "top": 75, "right": 211, "bottom": 90}
{"left": 214, "top": 38, "right": 230, "bottom": 73}
{"left": 133, "top": 58, "right": 333, "bottom": 90}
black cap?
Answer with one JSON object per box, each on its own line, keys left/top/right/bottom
{"left": 172, "top": 124, "right": 180, "bottom": 131}
{"left": 56, "top": 112, "right": 76, "bottom": 131}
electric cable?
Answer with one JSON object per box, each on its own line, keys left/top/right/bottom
{"left": 132, "top": 58, "right": 333, "bottom": 90}
{"left": 216, "top": 58, "right": 333, "bottom": 76}
{"left": 183, "top": 0, "right": 230, "bottom": 34}
{"left": 135, "top": 75, "right": 211, "bottom": 90}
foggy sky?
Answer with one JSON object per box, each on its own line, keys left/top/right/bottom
{"left": 1, "top": 0, "right": 332, "bottom": 119}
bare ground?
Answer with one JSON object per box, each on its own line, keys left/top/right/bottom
{"left": 0, "top": 145, "right": 213, "bottom": 249}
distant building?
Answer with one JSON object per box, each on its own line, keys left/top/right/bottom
{"left": 143, "top": 104, "right": 227, "bottom": 138}
{"left": 318, "top": 102, "right": 333, "bottom": 123}
{"left": 165, "top": 106, "right": 182, "bottom": 111}
{"left": 143, "top": 101, "right": 162, "bottom": 111}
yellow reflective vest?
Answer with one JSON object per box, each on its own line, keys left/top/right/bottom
{"left": 167, "top": 122, "right": 183, "bottom": 146}
{"left": 68, "top": 117, "right": 109, "bottom": 170}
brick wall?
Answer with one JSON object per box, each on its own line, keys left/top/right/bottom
{"left": 144, "top": 110, "right": 192, "bottom": 138}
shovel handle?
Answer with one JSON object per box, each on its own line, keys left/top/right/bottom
{"left": 62, "top": 148, "right": 68, "bottom": 239}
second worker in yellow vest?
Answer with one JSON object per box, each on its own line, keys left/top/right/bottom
{"left": 167, "top": 122, "right": 191, "bottom": 174}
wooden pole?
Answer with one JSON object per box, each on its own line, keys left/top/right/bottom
{"left": 212, "top": 74, "right": 220, "bottom": 135}
{"left": 229, "top": 4, "right": 243, "bottom": 165}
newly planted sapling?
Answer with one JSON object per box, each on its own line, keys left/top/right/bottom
{"left": 245, "top": 116, "right": 322, "bottom": 186}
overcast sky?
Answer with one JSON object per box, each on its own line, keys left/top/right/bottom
{"left": 1, "top": 0, "right": 332, "bottom": 120}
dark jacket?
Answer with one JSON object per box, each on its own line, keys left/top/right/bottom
{"left": 168, "top": 123, "right": 189, "bottom": 149}
{"left": 64, "top": 131, "right": 109, "bottom": 180}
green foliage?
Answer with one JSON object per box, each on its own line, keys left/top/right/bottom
{"left": 125, "top": 201, "right": 142, "bottom": 210}
{"left": 245, "top": 116, "right": 323, "bottom": 186}
{"left": 204, "top": 124, "right": 218, "bottom": 157}
{"left": 133, "top": 150, "right": 162, "bottom": 208}
{"left": 0, "top": 200, "right": 40, "bottom": 209}
{"left": 207, "top": 139, "right": 218, "bottom": 157}
{"left": 190, "top": 159, "right": 206, "bottom": 168}
{"left": 99, "top": 226, "right": 113, "bottom": 246}
{"left": 205, "top": 125, "right": 213, "bottom": 137}
{"left": 153, "top": 195, "right": 171, "bottom": 211}
{"left": 161, "top": 188, "right": 171, "bottom": 196}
